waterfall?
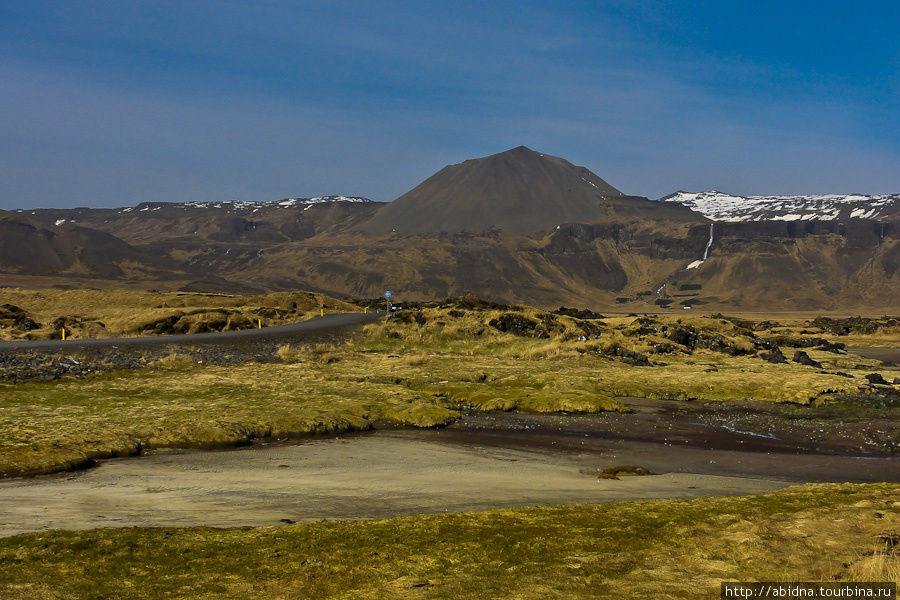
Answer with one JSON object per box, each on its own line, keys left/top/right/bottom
{"left": 686, "top": 223, "right": 715, "bottom": 270}
{"left": 702, "top": 223, "right": 714, "bottom": 260}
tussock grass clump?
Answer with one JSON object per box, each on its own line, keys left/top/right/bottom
{"left": 598, "top": 465, "right": 657, "bottom": 479}
{"left": 148, "top": 352, "right": 196, "bottom": 370}
{"left": 276, "top": 343, "right": 343, "bottom": 365}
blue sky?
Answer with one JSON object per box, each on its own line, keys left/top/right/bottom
{"left": 1, "top": 1, "right": 898, "bottom": 209}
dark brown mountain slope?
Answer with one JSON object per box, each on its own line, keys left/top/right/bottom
{"left": 29, "top": 198, "right": 380, "bottom": 246}
{"left": 0, "top": 210, "right": 191, "bottom": 280}
{"left": 359, "top": 146, "right": 704, "bottom": 236}
{"left": 5, "top": 149, "right": 897, "bottom": 312}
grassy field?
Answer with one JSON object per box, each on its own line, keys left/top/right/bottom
{"left": 0, "top": 295, "right": 898, "bottom": 597}
{"left": 0, "top": 302, "right": 897, "bottom": 477}
{"left": 0, "top": 483, "right": 896, "bottom": 599}
{"left": 0, "top": 288, "right": 362, "bottom": 341}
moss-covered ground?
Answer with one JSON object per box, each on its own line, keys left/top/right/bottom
{"left": 0, "top": 483, "right": 897, "bottom": 599}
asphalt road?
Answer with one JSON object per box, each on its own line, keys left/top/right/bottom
{"left": 0, "top": 312, "right": 383, "bottom": 353}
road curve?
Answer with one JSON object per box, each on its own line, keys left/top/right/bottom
{"left": 0, "top": 312, "right": 384, "bottom": 353}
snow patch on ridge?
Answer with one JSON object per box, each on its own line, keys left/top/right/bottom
{"left": 114, "top": 196, "right": 372, "bottom": 215}
{"left": 658, "top": 191, "right": 898, "bottom": 222}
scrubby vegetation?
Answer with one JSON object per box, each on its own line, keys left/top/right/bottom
{"left": 0, "top": 294, "right": 897, "bottom": 598}
{"left": 0, "top": 288, "right": 361, "bottom": 341}
{"left": 0, "top": 483, "right": 896, "bottom": 599}
{"left": 0, "top": 295, "right": 897, "bottom": 477}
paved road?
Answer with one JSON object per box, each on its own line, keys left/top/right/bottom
{"left": 0, "top": 312, "right": 383, "bottom": 353}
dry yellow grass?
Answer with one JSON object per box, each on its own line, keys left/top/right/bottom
{"left": 0, "top": 288, "right": 361, "bottom": 340}
{"left": 3, "top": 304, "right": 897, "bottom": 476}
{"left": 0, "top": 483, "right": 896, "bottom": 599}
{"left": 1, "top": 298, "right": 896, "bottom": 476}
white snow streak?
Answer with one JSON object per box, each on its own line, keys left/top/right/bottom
{"left": 658, "top": 191, "right": 897, "bottom": 222}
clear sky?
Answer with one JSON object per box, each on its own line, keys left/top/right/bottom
{"left": 1, "top": 1, "right": 898, "bottom": 209}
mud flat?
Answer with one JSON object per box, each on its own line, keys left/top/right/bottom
{"left": 0, "top": 432, "right": 790, "bottom": 537}
{"left": 3, "top": 393, "right": 899, "bottom": 536}
{"left": 847, "top": 346, "right": 900, "bottom": 366}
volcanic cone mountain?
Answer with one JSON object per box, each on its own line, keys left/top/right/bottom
{"left": 360, "top": 146, "right": 702, "bottom": 236}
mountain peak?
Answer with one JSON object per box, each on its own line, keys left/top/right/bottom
{"left": 507, "top": 145, "right": 536, "bottom": 154}
{"left": 359, "top": 148, "right": 699, "bottom": 236}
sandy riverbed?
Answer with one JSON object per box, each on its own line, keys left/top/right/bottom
{"left": 1, "top": 394, "right": 896, "bottom": 537}
{"left": 0, "top": 433, "right": 791, "bottom": 537}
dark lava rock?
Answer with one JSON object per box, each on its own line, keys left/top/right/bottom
{"left": 810, "top": 316, "right": 899, "bottom": 336}
{"left": 142, "top": 313, "right": 185, "bottom": 335}
{"left": 613, "top": 347, "right": 652, "bottom": 366}
{"left": 575, "top": 319, "right": 604, "bottom": 338}
{"left": 0, "top": 304, "right": 42, "bottom": 331}
{"left": 752, "top": 337, "right": 779, "bottom": 351}
{"left": 792, "top": 351, "right": 822, "bottom": 368}
{"left": 446, "top": 294, "right": 511, "bottom": 311}
{"left": 554, "top": 306, "right": 604, "bottom": 319}
{"left": 0, "top": 304, "right": 27, "bottom": 318}
{"left": 489, "top": 313, "right": 547, "bottom": 337}
{"left": 713, "top": 314, "right": 783, "bottom": 331}
{"left": 600, "top": 343, "right": 652, "bottom": 366}
{"left": 15, "top": 317, "right": 40, "bottom": 330}
{"left": 651, "top": 340, "right": 682, "bottom": 354}
{"left": 865, "top": 373, "right": 888, "bottom": 385}
{"left": 816, "top": 340, "right": 846, "bottom": 354}
{"left": 700, "top": 333, "right": 753, "bottom": 356}
{"left": 664, "top": 325, "right": 698, "bottom": 349}
{"left": 759, "top": 348, "right": 787, "bottom": 363}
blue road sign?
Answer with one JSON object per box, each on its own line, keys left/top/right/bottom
{"left": 385, "top": 291, "right": 392, "bottom": 298}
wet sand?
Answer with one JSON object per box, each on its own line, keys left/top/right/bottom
{"left": 0, "top": 435, "right": 786, "bottom": 537}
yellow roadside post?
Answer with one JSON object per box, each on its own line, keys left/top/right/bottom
{"left": 61, "top": 328, "right": 66, "bottom": 341}
{"left": 364, "top": 307, "right": 367, "bottom": 314}
{"left": 320, "top": 308, "right": 324, "bottom": 317}
{"left": 257, "top": 319, "right": 262, "bottom": 329}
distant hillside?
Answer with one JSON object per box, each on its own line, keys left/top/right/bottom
{"left": 360, "top": 146, "right": 704, "bottom": 236}
{"left": 26, "top": 196, "right": 380, "bottom": 246}
{"left": 5, "top": 152, "right": 898, "bottom": 312}
{"left": 659, "top": 191, "right": 899, "bottom": 222}
{"left": 0, "top": 210, "right": 189, "bottom": 280}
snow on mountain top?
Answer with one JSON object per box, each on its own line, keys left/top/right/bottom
{"left": 117, "top": 196, "right": 372, "bottom": 214}
{"left": 658, "top": 190, "right": 898, "bottom": 222}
